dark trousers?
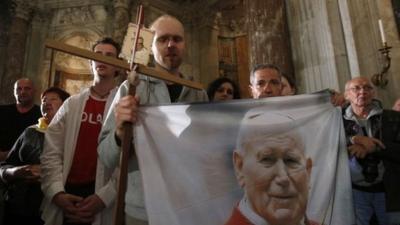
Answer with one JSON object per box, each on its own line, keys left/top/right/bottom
{"left": 3, "top": 208, "right": 44, "bottom": 225}
{"left": 63, "top": 182, "right": 95, "bottom": 225}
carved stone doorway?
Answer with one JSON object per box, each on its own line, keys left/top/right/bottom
{"left": 218, "top": 35, "right": 250, "bottom": 98}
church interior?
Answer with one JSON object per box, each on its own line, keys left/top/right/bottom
{"left": 0, "top": 0, "right": 399, "bottom": 107}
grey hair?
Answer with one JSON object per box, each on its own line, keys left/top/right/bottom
{"left": 249, "top": 64, "right": 282, "bottom": 85}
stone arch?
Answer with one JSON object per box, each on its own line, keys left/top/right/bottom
{"left": 53, "top": 29, "right": 103, "bottom": 74}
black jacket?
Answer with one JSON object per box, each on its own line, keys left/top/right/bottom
{"left": 343, "top": 105, "right": 400, "bottom": 211}
{"left": 0, "top": 126, "right": 44, "bottom": 217}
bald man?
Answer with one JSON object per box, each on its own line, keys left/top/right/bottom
{"left": 98, "top": 14, "right": 208, "bottom": 224}
{"left": 0, "top": 78, "right": 41, "bottom": 161}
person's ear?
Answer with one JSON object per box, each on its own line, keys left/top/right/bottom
{"left": 89, "top": 60, "right": 94, "bottom": 69}
{"left": 371, "top": 88, "right": 376, "bottom": 98}
{"left": 306, "top": 158, "right": 312, "bottom": 175}
{"left": 233, "top": 150, "right": 245, "bottom": 188}
{"left": 289, "top": 88, "right": 295, "bottom": 95}
{"left": 344, "top": 89, "right": 350, "bottom": 101}
{"left": 248, "top": 85, "right": 254, "bottom": 98}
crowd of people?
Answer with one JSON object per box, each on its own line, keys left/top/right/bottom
{"left": 0, "top": 14, "right": 399, "bottom": 225}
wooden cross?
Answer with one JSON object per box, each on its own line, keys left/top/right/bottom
{"left": 45, "top": 5, "right": 203, "bottom": 225}
{"left": 44, "top": 40, "right": 203, "bottom": 90}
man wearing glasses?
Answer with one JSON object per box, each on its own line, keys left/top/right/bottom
{"left": 343, "top": 77, "right": 388, "bottom": 225}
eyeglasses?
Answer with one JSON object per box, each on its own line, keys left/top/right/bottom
{"left": 348, "top": 85, "right": 373, "bottom": 93}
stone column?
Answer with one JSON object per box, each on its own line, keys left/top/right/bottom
{"left": 187, "top": 4, "right": 220, "bottom": 86}
{"left": 1, "top": 0, "right": 34, "bottom": 104}
{"left": 245, "top": 0, "right": 294, "bottom": 76}
{"left": 198, "top": 18, "right": 220, "bottom": 86}
{"left": 0, "top": 18, "right": 9, "bottom": 103}
{"left": 25, "top": 11, "right": 49, "bottom": 96}
{"left": 286, "top": 1, "right": 341, "bottom": 93}
{"left": 112, "top": 0, "right": 130, "bottom": 45}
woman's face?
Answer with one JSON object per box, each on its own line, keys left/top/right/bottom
{"left": 281, "top": 77, "right": 295, "bottom": 96}
{"left": 41, "top": 92, "right": 63, "bottom": 122}
{"left": 213, "top": 82, "right": 234, "bottom": 101}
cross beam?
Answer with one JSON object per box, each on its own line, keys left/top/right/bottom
{"left": 45, "top": 39, "right": 204, "bottom": 90}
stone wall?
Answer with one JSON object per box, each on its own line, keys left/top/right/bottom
{"left": 287, "top": 0, "right": 399, "bottom": 107}
{"left": 1, "top": 0, "right": 397, "bottom": 106}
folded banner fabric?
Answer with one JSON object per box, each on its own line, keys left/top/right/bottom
{"left": 135, "top": 92, "right": 355, "bottom": 225}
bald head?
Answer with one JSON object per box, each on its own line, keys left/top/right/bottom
{"left": 14, "top": 78, "right": 35, "bottom": 106}
{"left": 345, "top": 77, "right": 372, "bottom": 90}
{"left": 150, "top": 15, "right": 185, "bottom": 72}
{"left": 150, "top": 15, "right": 184, "bottom": 31}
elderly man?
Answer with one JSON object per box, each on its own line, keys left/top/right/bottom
{"left": 226, "top": 111, "right": 318, "bottom": 225}
{"left": 98, "top": 14, "right": 208, "bottom": 225}
{"left": 249, "top": 64, "right": 283, "bottom": 99}
{"left": 0, "top": 78, "right": 41, "bottom": 161}
{"left": 343, "top": 77, "right": 390, "bottom": 225}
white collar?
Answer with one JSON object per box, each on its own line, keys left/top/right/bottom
{"left": 238, "top": 197, "right": 267, "bottom": 225}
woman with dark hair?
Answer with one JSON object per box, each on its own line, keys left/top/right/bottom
{"left": 207, "top": 77, "right": 241, "bottom": 101}
{"left": 281, "top": 73, "right": 297, "bottom": 96}
{"left": 0, "top": 87, "right": 69, "bottom": 225}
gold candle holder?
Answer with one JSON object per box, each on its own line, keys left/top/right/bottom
{"left": 371, "top": 42, "right": 392, "bottom": 88}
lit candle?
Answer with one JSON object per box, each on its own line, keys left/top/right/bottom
{"left": 378, "top": 19, "right": 386, "bottom": 44}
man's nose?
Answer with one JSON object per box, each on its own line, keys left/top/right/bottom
{"left": 274, "top": 160, "right": 290, "bottom": 186}
{"left": 167, "top": 38, "right": 176, "bottom": 48}
{"left": 359, "top": 88, "right": 369, "bottom": 94}
{"left": 262, "top": 83, "right": 272, "bottom": 93}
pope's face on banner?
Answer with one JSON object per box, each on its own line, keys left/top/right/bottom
{"left": 234, "top": 135, "right": 312, "bottom": 225}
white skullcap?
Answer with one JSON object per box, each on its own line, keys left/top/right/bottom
{"left": 236, "top": 109, "right": 302, "bottom": 150}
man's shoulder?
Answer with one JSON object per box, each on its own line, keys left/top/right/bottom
{"left": 181, "top": 87, "right": 209, "bottom": 102}
{"left": 52, "top": 90, "right": 88, "bottom": 117}
{"left": 31, "top": 104, "right": 41, "bottom": 114}
{"left": 382, "top": 109, "right": 400, "bottom": 141}
{"left": 0, "top": 103, "right": 16, "bottom": 111}
{"left": 383, "top": 109, "right": 400, "bottom": 121}
{"left": 0, "top": 104, "right": 17, "bottom": 119}
{"left": 66, "top": 89, "right": 89, "bottom": 103}
{"left": 307, "top": 220, "right": 321, "bottom": 225}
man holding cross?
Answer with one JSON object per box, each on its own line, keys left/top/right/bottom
{"left": 98, "top": 15, "right": 208, "bottom": 224}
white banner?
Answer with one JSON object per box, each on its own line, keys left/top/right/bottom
{"left": 135, "top": 92, "right": 355, "bottom": 225}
